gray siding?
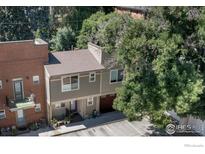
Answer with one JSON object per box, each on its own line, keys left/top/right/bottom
{"left": 101, "top": 69, "right": 122, "bottom": 95}
{"left": 50, "top": 73, "right": 101, "bottom": 102}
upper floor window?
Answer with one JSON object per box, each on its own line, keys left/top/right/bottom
{"left": 110, "top": 69, "right": 124, "bottom": 83}
{"left": 62, "top": 75, "right": 79, "bottom": 92}
{"left": 0, "top": 110, "right": 6, "bottom": 120}
{"left": 0, "top": 80, "right": 2, "bottom": 89}
{"left": 89, "top": 72, "right": 96, "bottom": 82}
{"left": 33, "top": 75, "right": 40, "bottom": 84}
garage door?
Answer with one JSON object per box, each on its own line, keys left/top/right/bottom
{"left": 100, "top": 94, "right": 116, "bottom": 113}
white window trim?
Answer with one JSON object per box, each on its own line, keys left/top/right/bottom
{"left": 61, "top": 74, "right": 80, "bottom": 92}
{"left": 33, "top": 75, "right": 40, "bottom": 84}
{"left": 87, "top": 97, "right": 94, "bottom": 106}
{"left": 35, "top": 103, "right": 41, "bottom": 112}
{"left": 110, "top": 69, "right": 119, "bottom": 84}
{"left": 0, "top": 80, "right": 2, "bottom": 89}
{"left": 55, "top": 103, "right": 61, "bottom": 109}
{"left": 0, "top": 110, "right": 6, "bottom": 120}
{"left": 89, "top": 72, "right": 96, "bottom": 82}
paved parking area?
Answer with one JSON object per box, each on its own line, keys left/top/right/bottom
{"left": 61, "top": 118, "right": 154, "bottom": 136}
{"left": 20, "top": 111, "right": 155, "bottom": 136}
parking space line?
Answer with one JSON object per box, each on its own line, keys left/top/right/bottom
{"left": 125, "top": 120, "right": 144, "bottom": 136}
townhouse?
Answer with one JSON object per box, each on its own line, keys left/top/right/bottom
{"left": 44, "top": 43, "right": 123, "bottom": 121}
{"left": 0, "top": 39, "right": 123, "bottom": 128}
{"left": 0, "top": 39, "right": 48, "bottom": 128}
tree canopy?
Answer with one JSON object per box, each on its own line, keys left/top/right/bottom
{"left": 0, "top": 6, "right": 113, "bottom": 50}
{"left": 0, "top": 6, "right": 49, "bottom": 41}
{"left": 78, "top": 7, "right": 205, "bottom": 128}
{"left": 50, "top": 26, "right": 75, "bottom": 51}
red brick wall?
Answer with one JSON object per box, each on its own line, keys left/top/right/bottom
{"left": 0, "top": 40, "right": 48, "bottom": 128}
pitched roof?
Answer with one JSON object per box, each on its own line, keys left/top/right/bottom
{"left": 45, "top": 49, "right": 105, "bottom": 77}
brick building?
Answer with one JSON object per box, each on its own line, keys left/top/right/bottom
{"left": 0, "top": 39, "right": 48, "bottom": 128}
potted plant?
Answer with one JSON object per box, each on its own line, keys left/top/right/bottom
{"left": 63, "top": 116, "right": 70, "bottom": 125}
{"left": 11, "top": 126, "right": 17, "bottom": 136}
{"left": 50, "top": 118, "right": 58, "bottom": 129}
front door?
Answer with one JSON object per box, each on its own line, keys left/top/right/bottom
{"left": 16, "top": 110, "right": 26, "bottom": 126}
{"left": 70, "top": 100, "right": 77, "bottom": 112}
{"left": 13, "top": 79, "right": 24, "bottom": 101}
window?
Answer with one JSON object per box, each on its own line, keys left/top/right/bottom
{"left": 0, "top": 80, "right": 2, "bottom": 89}
{"left": 89, "top": 72, "right": 96, "bottom": 82}
{"left": 62, "top": 75, "right": 79, "bottom": 92}
{"left": 87, "top": 97, "right": 94, "bottom": 106}
{"left": 110, "top": 69, "right": 124, "bottom": 83}
{"left": 0, "top": 110, "right": 6, "bottom": 120}
{"left": 71, "top": 76, "right": 79, "bottom": 90}
{"left": 62, "top": 76, "right": 71, "bottom": 91}
{"left": 61, "top": 103, "right": 65, "bottom": 108}
{"left": 35, "top": 104, "right": 41, "bottom": 112}
{"left": 33, "top": 75, "right": 40, "bottom": 84}
{"left": 118, "top": 69, "right": 124, "bottom": 82}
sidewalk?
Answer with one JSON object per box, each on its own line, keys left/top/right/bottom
{"left": 20, "top": 111, "right": 126, "bottom": 136}
{"left": 39, "top": 125, "right": 86, "bottom": 136}
{"left": 67, "top": 111, "right": 126, "bottom": 128}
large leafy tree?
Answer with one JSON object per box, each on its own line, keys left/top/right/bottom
{"left": 0, "top": 6, "right": 49, "bottom": 41}
{"left": 78, "top": 7, "right": 205, "bottom": 128}
{"left": 50, "top": 26, "right": 75, "bottom": 51}
{"left": 50, "top": 7, "right": 113, "bottom": 49}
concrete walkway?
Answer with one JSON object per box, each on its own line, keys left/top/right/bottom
{"left": 61, "top": 118, "right": 154, "bottom": 136}
{"left": 20, "top": 111, "right": 126, "bottom": 136}
{"left": 39, "top": 125, "right": 86, "bottom": 136}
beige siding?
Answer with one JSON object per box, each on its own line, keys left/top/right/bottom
{"left": 45, "top": 68, "right": 50, "bottom": 104}
{"left": 101, "top": 69, "right": 122, "bottom": 95}
{"left": 50, "top": 73, "right": 101, "bottom": 102}
{"left": 51, "top": 97, "right": 100, "bottom": 119}
{"left": 85, "top": 97, "right": 99, "bottom": 117}
{"left": 52, "top": 101, "right": 70, "bottom": 119}
{"left": 78, "top": 97, "right": 100, "bottom": 118}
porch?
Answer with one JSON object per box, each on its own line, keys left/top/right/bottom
{"left": 50, "top": 96, "right": 100, "bottom": 122}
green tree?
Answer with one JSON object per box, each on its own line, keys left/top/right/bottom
{"left": 114, "top": 7, "right": 205, "bottom": 127}
{"left": 76, "top": 11, "right": 106, "bottom": 49}
{"left": 78, "top": 7, "right": 205, "bottom": 128}
{"left": 0, "top": 6, "right": 49, "bottom": 41}
{"left": 50, "top": 26, "right": 75, "bottom": 51}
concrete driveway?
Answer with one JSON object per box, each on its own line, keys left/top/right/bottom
{"left": 61, "top": 118, "right": 154, "bottom": 136}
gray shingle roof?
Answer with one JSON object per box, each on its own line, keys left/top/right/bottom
{"left": 45, "top": 49, "right": 105, "bottom": 77}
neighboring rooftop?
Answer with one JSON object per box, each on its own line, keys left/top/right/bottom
{"left": 0, "top": 38, "right": 48, "bottom": 45}
{"left": 116, "top": 6, "right": 150, "bottom": 13}
{"left": 45, "top": 49, "right": 105, "bottom": 77}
